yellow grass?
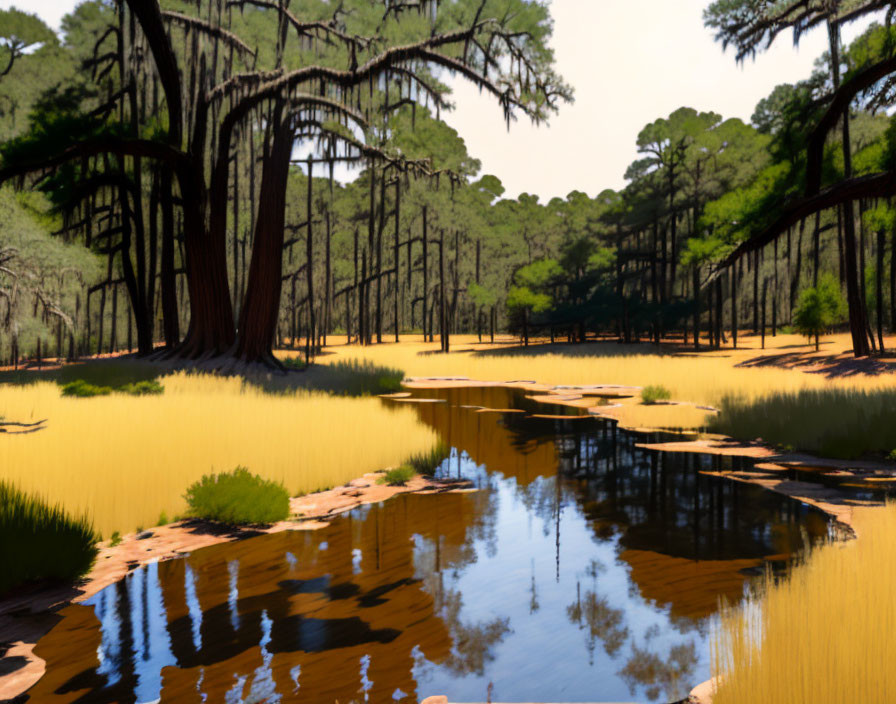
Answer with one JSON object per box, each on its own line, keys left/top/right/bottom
{"left": 710, "top": 504, "right": 896, "bottom": 703}
{"left": 314, "top": 333, "right": 896, "bottom": 430}
{"left": 0, "top": 373, "right": 437, "bottom": 537}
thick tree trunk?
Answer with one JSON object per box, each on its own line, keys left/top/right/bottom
{"left": 233, "top": 115, "right": 293, "bottom": 363}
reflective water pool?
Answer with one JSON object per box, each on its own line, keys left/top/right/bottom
{"left": 26, "top": 387, "right": 830, "bottom": 703}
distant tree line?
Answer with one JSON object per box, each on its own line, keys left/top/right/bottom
{"left": 3, "top": 0, "right": 896, "bottom": 365}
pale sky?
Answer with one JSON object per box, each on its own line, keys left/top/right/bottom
{"left": 2, "top": 0, "right": 881, "bottom": 200}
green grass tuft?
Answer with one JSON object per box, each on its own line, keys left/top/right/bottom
{"left": 0, "top": 482, "right": 98, "bottom": 595}
{"left": 711, "top": 389, "right": 896, "bottom": 459}
{"left": 184, "top": 466, "right": 290, "bottom": 525}
{"left": 404, "top": 442, "right": 449, "bottom": 476}
{"left": 641, "top": 384, "right": 672, "bottom": 405}
{"left": 280, "top": 356, "right": 307, "bottom": 370}
{"left": 109, "top": 530, "right": 122, "bottom": 547}
{"left": 61, "top": 379, "right": 112, "bottom": 397}
{"left": 61, "top": 378, "right": 164, "bottom": 398}
{"left": 378, "top": 465, "right": 416, "bottom": 486}
{"left": 120, "top": 380, "right": 164, "bottom": 396}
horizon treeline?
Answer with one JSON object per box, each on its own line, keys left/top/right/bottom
{"left": 1, "top": 0, "right": 895, "bottom": 366}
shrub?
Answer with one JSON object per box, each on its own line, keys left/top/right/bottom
{"left": 792, "top": 274, "right": 847, "bottom": 351}
{"left": 184, "top": 466, "right": 290, "bottom": 525}
{"left": 61, "top": 378, "right": 163, "bottom": 397}
{"left": 61, "top": 379, "right": 112, "bottom": 397}
{"left": 404, "top": 442, "right": 449, "bottom": 476}
{"left": 280, "top": 356, "right": 307, "bottom": 371}
{"left": 378, "top": 465, "right": 416, "bottom": 486}
{"left": 0, "top": 482, "right": 98, "bottom": 595}
{"left": 120, "top": 380, "right": 164, "bottom": 396}
{"left": 109, "top": 531, "right": 122, "bottom": 547}
{"left": 641, "top": 384, "right": 672, "bottom": 405}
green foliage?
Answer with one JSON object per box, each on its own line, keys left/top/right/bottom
{"left": 378, "top": 465, "right": 416, "bottom": 486}
{"left": 157, "top": 511, "right": 169, "bottom": 526}
{"left": 184, "top": 467, "right": 290, "bottom": 526}
{"left": 0, "top": 481, "right": 98, "bottom": 594}
{"left": 109, "top": 530, "right": 121, "bottom": 547}
{"left": 712, "top": 389, "right": 896, "bottom": 460}
{"left": 280, "top": 356, "right": 307, "bottom": 371}
{"left": 792, "top": 274, "right": 846, "bottom": 348}
{"left": 61, "top": 379, "right": 112, "bottom": 397}
{"left": 641, "top": 385, "right": 672, "bottom": 405}
{"left": 60, "top": 378, "right": 164, "bottom": 397}
{"left": 120, "top": 380, "right": 164, "bottom": 396}
{"left": 403, "top": 442, "right": 449, "bottom": 476}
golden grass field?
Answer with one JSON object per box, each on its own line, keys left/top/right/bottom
{"left": 0, "top": 373, "right": 437, "bottom": 538}
{"left": 2, "top": 331, "right": 894, "bottom": 538}
{"left": 311, "top": 332, "right": 896, "bottom": 430}
{"left": 711, "top": 504, "right": 896, "bottom": 703}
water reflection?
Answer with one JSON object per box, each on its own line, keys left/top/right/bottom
{"left": 27, "top": 387, "right": 829, "bottom": 703}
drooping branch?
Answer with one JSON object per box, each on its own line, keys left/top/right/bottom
{"left": 712, "top": 170, "right": 896, "bottom": 277}
{"left": 806, "top": 53, "right": 896, "bottom": 194}
{"left": 225, "top": 0, "right": 372, "bottom": 50}
{"left": 161, "top": 10, "right": 257, "bottom": 58}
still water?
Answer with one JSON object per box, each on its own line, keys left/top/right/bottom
{"left": 26, "top": 387, "right": 830, "bottom": 703}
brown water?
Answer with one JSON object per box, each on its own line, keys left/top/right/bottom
{"left": 24, "top": 387, "right": 831, "bottom": 703}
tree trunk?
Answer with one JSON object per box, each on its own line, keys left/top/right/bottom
{"left": 233, "top": 113, "right": 292, "bottom": 364}
{"left": 692, "top": 266, "right": 700, "bottom": 350}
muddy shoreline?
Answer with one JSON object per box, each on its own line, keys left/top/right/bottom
{"left": 0, "top": 472, "right": 474, "bottom": 701}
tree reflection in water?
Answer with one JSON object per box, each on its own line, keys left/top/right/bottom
{"left": 26, "top": 386, "right": 830, "bottom": 703}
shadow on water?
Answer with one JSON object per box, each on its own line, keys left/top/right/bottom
{"left": 26, "top": 386, "right": 840, "bottom": 703}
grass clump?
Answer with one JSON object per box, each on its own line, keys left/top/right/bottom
{"left": 184, "top": 466, "right": 290, "bottom": 525}
{"left": 61, "top": 378, "right": 163, "bottom": 397}
{"left": 378, "top": 465, "right": 416, "bottom": 486}
{"left": 61, "top": 379, "right": 112, "bottom": 397}
{"left": 119, "top": 380, "right": 164, "bottom": 396}
{"left": 109, "top": 530, "right": 121, "bottom": 547}
{"left": 0, "top": 482, "right": 98, "bottom": 595}
{"left": 404, "top": 442, "right": 449, "bottom": 476}
{"left": 321, "top": 359, "right": 404, "bottom": 395}
{"left": 280, "top": 356, "right": 307, "bottom": 371}
{"left": 711, "top": 388, "right": 896, "bottom": 459}
{"left": 641, "top": 384, "right": 672, "bottom": 405}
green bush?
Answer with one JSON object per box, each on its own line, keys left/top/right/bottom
{"left": 641, "top": 384, "right": 672, "bottom": 405}
{"left": 711, "top": 389, "right": 896, "bottom": 459}
{"left": 120, "top": 380, "right": 164, "bottom": 396}
{"left": 0, "top": 482, "right": 98, "bottom": 595}
{"left": 61, "top": 379, "right": 112, "bottom": 397}
{"left": 404, "top": 442, "right": 449, "bottom": 476}
{"left": 61, "top": 378, "right": 163, "bottom": 397}
{"left": 184, "top": 467, "right": 290, "bottom": 525}
{"left": 378, "top": 465, "right": 416, "bottom": 486}
{"left": 280, "top": 356, "right": 307, "bottom": 370}
{"left": 792, "top": 274, "right": 847, "bottom": 351}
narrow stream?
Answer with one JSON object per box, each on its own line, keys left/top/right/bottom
{"left": 26, "top": 387, "right": 833, "bottom": 703}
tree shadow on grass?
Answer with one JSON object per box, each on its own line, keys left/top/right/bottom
{"left": 736, "top": 349, "right": 896, "bottom": 378}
